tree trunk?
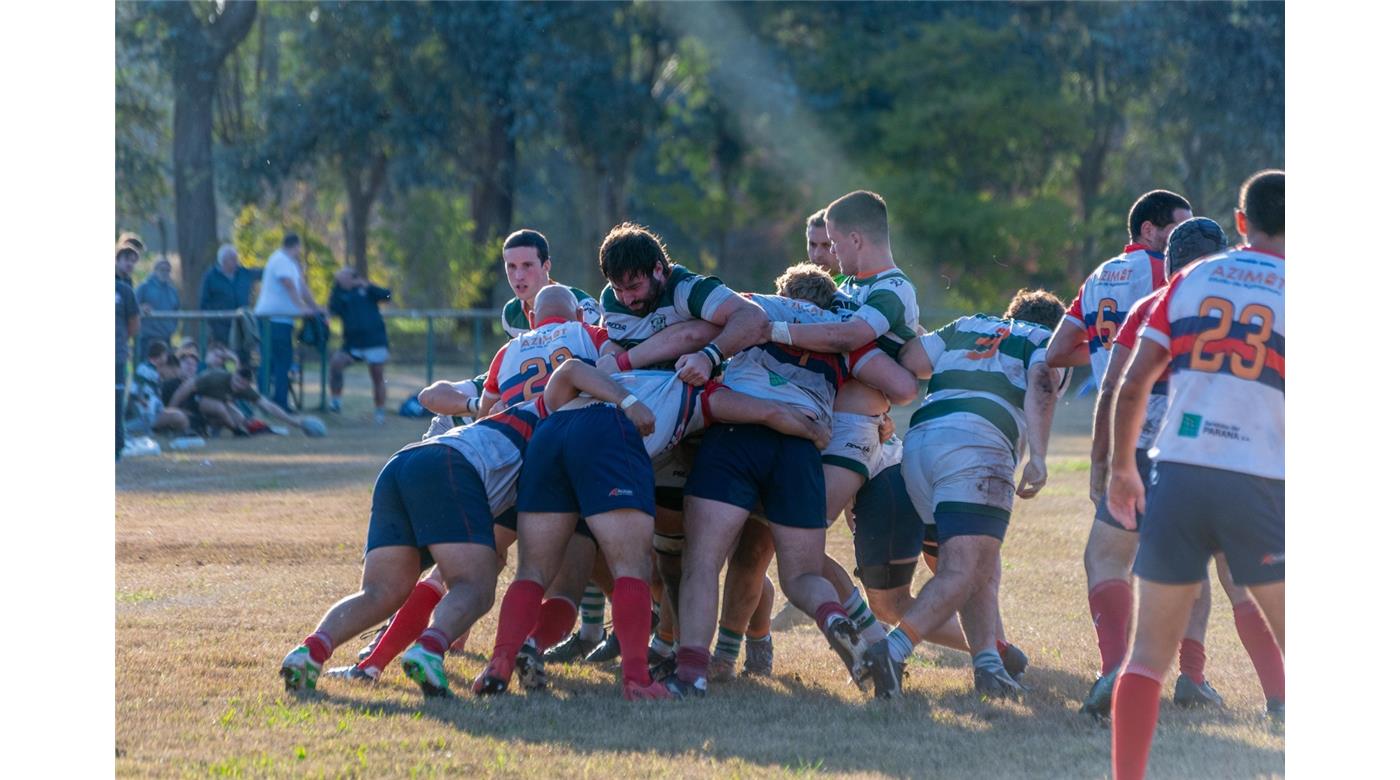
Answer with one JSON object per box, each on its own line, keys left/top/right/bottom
{"left": 172, "top": 71, "right": 219, "bottom": 309}
{"left": 343, "top": 153, "right": 387, "bottom": 279}
{"left": 472, "top": 108, "right": 516, "bottom": 308}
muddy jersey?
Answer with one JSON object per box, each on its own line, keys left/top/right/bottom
{"left": 1064, "top": 243, "right": 1167, "bottom": 386}
{"left": 832, "top": 268, "right": 920, "bottom": 359}
{"left": 408, "top": 397, "right": 549, "bottom": 516}
{"left": 599, "top": 264, "right": 739, "bottom": 354}
{"left": 1114, "top": 289, "right": 1171, "bottom": 451}
{"left": 485, "top": 318, "right": 610, "bottom": 407}
{"left": 501, "top": 287, "right": 601, "bottom": 337}
{"left": 910, "top": 314, "right": 1064, "bottom": 458}
{"left": 1140, "top": 247, "right": 1284, "bottom": 480}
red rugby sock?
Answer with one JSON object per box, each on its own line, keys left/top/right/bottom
{"left": 611, "top": 577, "right": 653, "bottom": 686}
{"left": 1112, "top": 671, "right": 1162, "bottom": 780}
{"left": 359, "top": 579, "right": 444, "bottom": 672}
{"left": 814, "top": 601, "right": 846, "bottom": 630}
{"left": 528, "top": 598, "right": 578, "bottom": 653}
{"left": 1089, "top": 579, "right": 1133, "bottom": 675}
{"left": 1233, "top": 601, "right": 1285, "bottom": 702}
{"left": 491, "top": 580, "right": 545, "bottom": 665}
{"left": 416, "top": 628, "right": 449, "bottom": 657}
{"left": 676, "top": 646, "right": 710, "bottom": 684}
{"left": 1178, "top": 638, "right": 1206, "bottom": 686}
{"left": 303, "top": 631, "right": 333, "bottom": 665}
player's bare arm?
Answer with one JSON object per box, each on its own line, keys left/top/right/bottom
{"left": 1017, "top": 362, "right": 1058, "bottom": 498}
{"left": 852, "top": 348, "right": 919, "bottom": 405}
{"left": 1045, "top": 319, "right": 1090, "bottom": 368}
{"left": 1106, "top": 341, "right": 1170, "bottom": 528}
{"left": 705, "top": 387, "right": 832, "bottom": 450}
{"left": 675, "top": 295, "right": 769, "bottom": 385}
{"left": 897, "top": 336, "right": 934, "bottom": 380}
{"left": 542, "top": 359, "right": 655, "bottom": 437}
{"left": 418, "top": 381, "right": 473, "bottom": 416}
{"left": 256, "top": 395, "right": 304, "bottom": 428}
{"left": 776, "top": 317, "right": 880, "bottom": 355}
{"left": 1088, "top": 345, "right": 1131, "bottom": 504}
{"left": 603, "top": 318, "right": 721, "bottom": 375}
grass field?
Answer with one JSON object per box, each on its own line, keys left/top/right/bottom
{"left": 116, "top": 366, "right": 1284, "bottom": 778}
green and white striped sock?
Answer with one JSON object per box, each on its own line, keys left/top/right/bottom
{"left": 713, "top": 627, "right": 743, "bottom": 664}
{"left": 842, "top": 588, "right": 886, "bottom": 644}
{"left": 580, "top": 585, "right": 606, "bottom": 642}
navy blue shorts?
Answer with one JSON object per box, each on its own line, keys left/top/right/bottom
{"left": 517, "top": 405, "right": 655, "bottom": 519}
{"left": 1134, "top": 461, "right": 1284, "bottom": 586}
{"left": 1095, "top": 448, "right": 1154, "bottom": 531}
{"left": 685, "top": 424, "right": 825, "bottom": 528}
{"left": 366, "top": 444, "right": 496, "bottom": 569}
{"left": 493, "top": 506, "right": 518, "bottom": 532}
{"left": 932, "top": 504, "right": 1011, "bottom": 543}
{"left": 853, "top": 464, "right": 924, "bottom": 568}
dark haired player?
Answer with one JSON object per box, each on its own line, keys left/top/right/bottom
{"left": 500, "top": 229, "right": 601, "bottom": 337}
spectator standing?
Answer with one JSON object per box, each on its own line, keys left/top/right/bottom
{"left": 200, "top": 243, "right": 260, "bottom": 348}
{"left": 136, "top": 258, "right": 182, "bottom": 360}
{"left": 116, "top": 244, "right": 141, "bottom": 459}
{"left": 253, "top": 233, "right": 321, "bottom": 411}
{"left": 327, "top": 267, "right": 392, "bottom": 424}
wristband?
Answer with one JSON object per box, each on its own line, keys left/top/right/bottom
{"left": 770, "top": 321, "right": 793, "bottom": 345}
{"left": 700, "top": 343, "right": 723, "bottom": 367}
{"left": 615, "top": 350, "right": 633, "bottom": 372}
{"left": 467, "top": 397, "right": 481, "bottom": 414}
{"left": 620, "top": 394, "right": 639, "bottom": 410}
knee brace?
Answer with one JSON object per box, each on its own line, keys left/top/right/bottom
{"left": 857, "top": 560, "right": 917, "bottom": 591}
{"left": 653, "top": 532, "right": 685, "bottom": 557}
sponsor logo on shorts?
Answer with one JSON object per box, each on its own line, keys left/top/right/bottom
{"left": 608, "top": 487, "right": 634, "bottom": 497}
{"left": 1178, "top": 413, "right": 1202, "bottom": 438}
{"left": 843, "top": 442, "right": 872, "bottom": 455}
{"left": 1260, "top": 552, "right": 1284, "bottom": 566}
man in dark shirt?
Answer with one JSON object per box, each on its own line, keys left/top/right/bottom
{"left": 167, "top": 366, "right": 325, "bottom": 437}
{"left": 116, "top": 245, "right": 141, "bottom": 459}
{"left": 327, "top": 267, "right": 392, "bottom": 423}
{"left": 200, "top": 243, "right": 261, "bottom": 350}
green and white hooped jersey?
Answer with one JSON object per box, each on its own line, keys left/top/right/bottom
{"left": 834, "top": 268, "right": 920, "bottom": 359}
{"left": 501, "top": 287, "right": 601, "bottom": 337}
{"left": 599, "top": 264, "right": 738, "bottom": 350}
{"left": 910, "top": 314, "right": 1065, "bottom": 457}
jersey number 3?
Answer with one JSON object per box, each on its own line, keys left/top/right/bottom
{"left": 1187, "top": 296, "right": 1275, "bottom": 381}
{"left": 519, "top": 348, "right": 574, "bottom": 400}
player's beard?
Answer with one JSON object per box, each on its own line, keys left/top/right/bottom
{"left": 628, "top": 274, "right": 664, "bottom": 314}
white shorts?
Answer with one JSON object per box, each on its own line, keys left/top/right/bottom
{"left": 652, "top": 439, "right": 698, "bottom": 491}
{"left": 347, "top": 346, "right": 389, "bottom": 364}
{"left": 820, "top": 412, "right": 883, "bottom": 479}
{"left": 902, "top": 424, "right": 1017, "bottom": 526}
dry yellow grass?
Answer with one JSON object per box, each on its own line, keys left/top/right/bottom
{"left": 116, "top": 368, "right": 1283, "bottom": 778}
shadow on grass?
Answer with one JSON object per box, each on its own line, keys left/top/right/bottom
{"left": 296, "top": 652, "right": 1281, "bottom": 778}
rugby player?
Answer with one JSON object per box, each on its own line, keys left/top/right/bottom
{"left": 865, "top": 289, "right": 1068, "bottom": 699}
{"left": 500, "top": 229, "right": 601, "bottom": 337}
{"left": 280, "top": 397, "right": 549, "bottom": 692}
{"left": 473, "top": 359, "right": 827, "bottom": 700}
{"left": 1041, "top": 190, "right": 1204, "bottom": 712}
{"left": 805, "top": 208, "right": 842, "bottom": 282}
{"left": 1108, "top": 171, "right": 1285, "bottom": 779}
{"left": 478, "top": 285, "right": 612, "bottom": 415}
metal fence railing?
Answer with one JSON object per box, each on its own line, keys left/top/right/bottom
{"left": 135, "top": 308, "right": 501, "bottom": 412}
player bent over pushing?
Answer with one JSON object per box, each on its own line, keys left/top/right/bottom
{"left": 1108, "top": 170, "right": 1284, "bottom": 780}
{"left": 279, "top": 399, "right": 546, "bottom": 692}
{"left": 868, "top": 289, "right": 1067, "bottom": 699}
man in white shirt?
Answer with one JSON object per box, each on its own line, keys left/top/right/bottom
{"left": 254, "top": 233, "right": 322, "bottom": 410}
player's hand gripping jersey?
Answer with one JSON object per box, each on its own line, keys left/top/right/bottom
{"left": 1114, "top": 289, "right": 1171, "bottom": 451}
{"left": 1139, "top": 247, "right": 1284, "bottom": 480}
{"left": 722, "top": 293, "right": 879, "bottom": 428}
{"left": 599, "top": 264, "right": 739, "bottom": 353}
{"left": 404, "top": 397, "right": 550, "bottom": 516}
{"left": 831, "top": 269, "right": 921, "bottom": 358}
{"left": 1065, "top": 243, "right": 1167, "bottom": 386}
{"left": 501, "top": 287, "right": 601, "bottom": 337}
{"left": 485, "top": 319, "right": 610, "bottom": 407}
{"left": 554, "top": 369, "right": 710, "bottom": 460}
{"left": 910, "top": 314, "right": 1066, "bottom": 458}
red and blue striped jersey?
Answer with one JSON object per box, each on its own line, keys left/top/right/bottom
{"left": 413, "top": 397, "right": 550, "bottom": 515}
{"left": 485, "top": 319, "right": 609, "bottom": 407}
{"left": 1140, "top": 247, "right": 1283, "bottom": 479}
{"left": 1064, "top": 244, "right": 1167, "bottom": 386}
{"left": 1114, "top": 288, "right": 1170, "bottom": 451}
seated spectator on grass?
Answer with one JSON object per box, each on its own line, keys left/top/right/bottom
{"left": 327, "top": 267, "right": 392, "bottom": 423}
{"left": 166, "top": 366, "right": 326, "bottom": 438}
{"left": 126, "top": 342, "right": 191, "bottom": 437}
{"left": 203, "top": 339, "right": 240, "bottom": 372}
{"left": 136, "top": 258, "right": 181, "bottom": 360}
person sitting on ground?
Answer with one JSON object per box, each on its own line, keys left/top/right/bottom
{"left": 167, "top": 366, "right": 326, "bottom": 438}
{"left": 126, "top": 341, "right": 192, "bottom": 437}
{"left": 327, "top": 267, "right": 392, "bottom": 423}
